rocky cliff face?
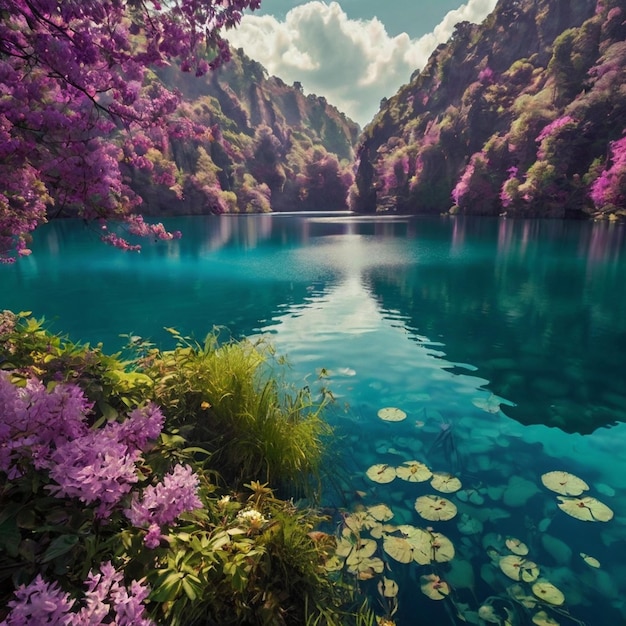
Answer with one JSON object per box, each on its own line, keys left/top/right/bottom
{"left": 351, "top": 0, "right": 626, "bottom": 219}
{"left": 130, "top": 49, "right": 360, "bottom": 216}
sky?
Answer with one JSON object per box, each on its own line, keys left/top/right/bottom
{"left": 226, "top": 0, "right": 498, "bottom": 127}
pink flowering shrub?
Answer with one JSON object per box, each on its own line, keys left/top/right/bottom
{"left": 590, "top": 135, "right": 626, "bottom": 210}
{"left": 125, "top": 464, "right": 202, "bottom": 548}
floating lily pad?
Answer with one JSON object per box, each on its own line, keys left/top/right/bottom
{"left": 377, "top": 407, "right": 407, "bottom": 422}
{"left": 348, "top": 538, "right": 377, "bottom": 561}
{"left": 428, "top": 531, "right": 455, "bottom": 563}
{"left": 499, "top": 555, "right": 540, "bottom": 582}
{"left": 370, "top": 523, "right": 395, "bottom": 539}
{"left": 324, "top": 555, "right": 344, "bottom": 572}
{"left": 415, "top": 495, "right": 458, "bottom": 521}
{"left": 541, "top": 471, "right": 589, "bottom": 496}
{"left": 367, "top": 504, "right": 394, "bottom": 522}
{"left": 420, "top": 574, "right": 450, "bottom": 600}
{"left": 531, "top": 580, "right": 565, "bottom": 606}
{"left": 506, "top": 537, "right": 529, "bottom": 556}
{"left": 557, "top": 495, "right": 614, "bottom": 522}
{"left": 396, "top": 460, "right": 432, "bottom": 482}
{"left": 347, "top": 555, "right": 385, "bottom": 580}
{"left": 532, "top": 611, "right": 560, "bottom": 626}
{"left": 366, "top": 464, "right": 397, "bottom": 484}
{"left": 343, "top": 511, "right": 370, "bottom": 533}
{"left": 430, "top": 472, "right": 462, "bottom": 493}
{"left": 377, "top": 577, "right": 399, "bottom": 598}
{"left": 337, "top": 534, "right": 377, "bottom": 561}
{"left": 580, "top": 552, "right": 601, "bottom": 568}
{"left": 383, "top": 534, "right": 415, "bottom": 564}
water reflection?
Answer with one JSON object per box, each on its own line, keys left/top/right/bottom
{"left": 2, "top": 214, "right": 625, "bottom": 435}
{"left": 2, "top": 214, "right": 626, "bottom": 624}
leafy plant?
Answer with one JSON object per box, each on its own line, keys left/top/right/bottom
{"left": 0, "top": 312, "right": 371, "bottom": 625}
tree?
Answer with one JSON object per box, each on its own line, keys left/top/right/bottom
{"left": 0, "top": 0, "right": 261, "bottom": 262}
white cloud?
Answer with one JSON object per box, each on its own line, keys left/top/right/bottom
{"left": 226, "top": 0, "right": 497, "bottom": 127}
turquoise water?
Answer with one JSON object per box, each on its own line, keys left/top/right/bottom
{"left": 2, "top": 214, "right": 626, "bottom": 624}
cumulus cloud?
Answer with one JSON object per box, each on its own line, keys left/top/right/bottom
{"left": 226, "top": 0, "right": 497, "bottom": 127}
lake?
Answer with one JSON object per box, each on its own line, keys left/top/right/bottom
{"left": 2, "top": 213, "right": 626, "bottom": 625}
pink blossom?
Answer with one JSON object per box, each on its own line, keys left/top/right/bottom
{"left": 125, "top": 464, "right": 203, "bottom": 546}
{"left": 0, "top": 575, "right": 74, "bottom": 626}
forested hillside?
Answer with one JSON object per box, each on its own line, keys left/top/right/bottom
{"left": 351, "top": 0, "right": 626, "bottom": 218}
{"left": 128, "top": 49, "right": 360, "bottom": 215}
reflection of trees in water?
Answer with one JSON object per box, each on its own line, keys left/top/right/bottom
{"left": 368, "top": 218, "right": 626, "bottom": 434}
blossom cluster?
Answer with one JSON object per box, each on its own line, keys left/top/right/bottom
{"left": 125, "top": 464, "right": 203, "bottom": 548}
{"left": 590, "top": 135, "right": 626, "bottom": 209}
{"left": 0, "top": 0, "right": 262, "bottom": 262}
{"left": 0, "top": 371, "right": 165, "bottom": 517}
{"left": 0, "top": 562, "right": 154, "bottom": 626}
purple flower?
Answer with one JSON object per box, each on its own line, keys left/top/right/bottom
{"left": 125, "top": 464, "right": 202, "bottom": 547}
{"left": 48, "top": 432, "right": 141, "bottom": 518}
{"left": 0, "top": 371, "right": 91, "bottom": 475}
{"left": 111, "top": 403, "right": 164, "bottom": 451}
{"left": 0, "top": 574, "right": 74, "bottom": 626}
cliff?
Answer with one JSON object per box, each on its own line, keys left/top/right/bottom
{"left": 350, "top": 0, "right": 626, "bottom": 219}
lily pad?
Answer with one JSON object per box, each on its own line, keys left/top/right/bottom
{"left": 366, "top": 464, "right": 397, "bottom": 484}
{"left": 367, "top": 504, "right": 394, "bottom": 522}
{"left": 377, "top": 577, "right": 399, "bottom": 598}
{"left": 541, "top": 471, "right": 589, "bottom": 496}
{"left": 415, "top": 495, "right": 457, "bottom": 521}
{"left": 383, "top": 534, "right": 416, "bottom": 564}
{"left": 345, "top": 538, "right": 378, "bottom": 563}
{"left": 532, "top": 611, "right": 560, "bottom": 626}
{"left": 428, "top": 531, "right": 455, "bottom": 563}
{"left": 336, "top": 534, "right": 377, "bottom": 561}
{"left": 396, "top": 460, "right": 432, "bottom": 482}
{"left": 347, "top": 555, "right": 385, "bottom": 580}
{"left": 420, "top": 574, "right": 450, "bottom": 600}
{"left": 580, "top": 552, "right": 601, "bottom": 568}
{"left": 324, "top": 555, "right": 344, "bottom": 572}
{"left": 378, "top": 407, "right": 407, "bottom": 422}
{"left": 430, "top": 472, "right": 462, "bottom": 493}
{"left": 499, "top": 555, "right": 540, "bottom": 582}
{"left": 557, "top": 495, "right": 614, "bottom": 522}
{"left": 505, "top": 537, "right": 529, "bottom": 556}
{"left": 531, "top": 580, "right": 565, "bottom": 606}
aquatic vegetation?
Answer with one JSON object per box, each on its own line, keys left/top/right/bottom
{"left": 377, "top": 407, "right": 408, "bottom": 422}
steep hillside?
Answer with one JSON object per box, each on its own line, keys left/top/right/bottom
{"left": 127, "top": 49, "right": 360, "bottom": 215}
{"left": 351, "top": 0, "right": 626, "bottom": 219}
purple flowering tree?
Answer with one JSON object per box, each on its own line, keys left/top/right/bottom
{"left": 0, "top": 0, "right": 261, "bottom": 262}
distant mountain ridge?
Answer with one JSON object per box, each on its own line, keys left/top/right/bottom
{"left": 350, "top": 0, "right": 626, "bottom": 218}
{"left": 130, "top": 49, "right": 360, "bottom": 215}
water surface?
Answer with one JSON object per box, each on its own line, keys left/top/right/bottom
{"left": 2, "top": 214, "right": 626, "bottom": 624}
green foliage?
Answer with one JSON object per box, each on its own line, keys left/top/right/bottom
{"left": 143, "top": 330, "right": 333, "bottom": 497}
{"left": 0, "top": 313, "right": 372, "bottom": 625}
